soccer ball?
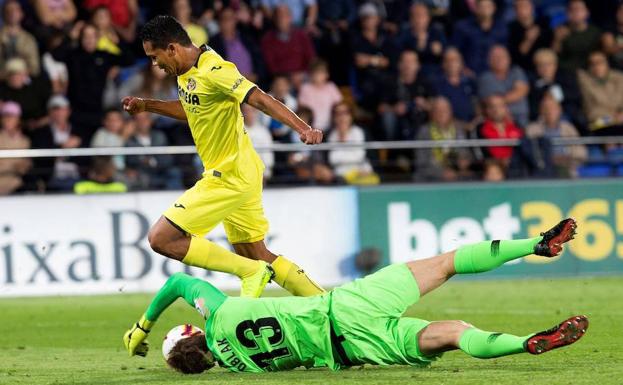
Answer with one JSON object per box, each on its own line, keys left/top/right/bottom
{"left": 162, "top": 324, "right": 204, "bottom": 360}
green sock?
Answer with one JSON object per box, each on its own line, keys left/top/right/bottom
{"left": 459, "top": 327, "right": 528, "bottom": 359}
{"left": 453, "top": 237, "right": 541, "bottom": 274}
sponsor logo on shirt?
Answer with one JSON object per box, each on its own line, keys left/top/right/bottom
{"left": 231, "top": 78, "right": 244, "bottom": 92}
{"left": 178, "top": 85, "right": 200, "bottom": 106}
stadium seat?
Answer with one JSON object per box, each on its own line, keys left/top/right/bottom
{"left": 577, "top": 163, "right": 612, "bottom": 178}
{"left": 587, "top": 145, "right": 607, "bottom": 162}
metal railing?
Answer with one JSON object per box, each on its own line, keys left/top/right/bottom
{"left": 0, "top": 136, "right": 621, "bottom": 158}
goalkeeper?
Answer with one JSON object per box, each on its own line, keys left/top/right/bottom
{"left": 124, "top": 219, "right": 588, "bottom": 373}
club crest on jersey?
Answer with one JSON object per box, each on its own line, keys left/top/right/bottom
{"left": 187, "top": 78, "right": 196, "bottom": 91}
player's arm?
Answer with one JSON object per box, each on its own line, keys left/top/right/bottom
{"left": 206, "top": 59, "right": 322, "bottom": 144}
{"left": 121, "top": 96, "right": 187, "bottom": 121}
{"left": 245, "top": 87, "right": 323, "bottom": 144}
{"left": 123, "top": 273, "right": 225, "bottom": 357}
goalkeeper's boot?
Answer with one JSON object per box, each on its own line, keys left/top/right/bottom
{"left": 534, "top": 218, "right": 577, "bottom": 257}
{"left": 525, "top": 315, "right": 589, "bottom": 355}
{"left": 240, "top": 261, "right": 274, "bottom": 298}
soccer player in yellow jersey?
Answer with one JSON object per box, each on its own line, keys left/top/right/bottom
{"left": 122, "top": 15, "right": 324, "bottom": 298}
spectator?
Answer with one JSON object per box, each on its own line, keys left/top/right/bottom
{"left": 82, "top": 0, "right": 138, "bottom": 43}
{"left": 529, "top": 48, "right": 584, "bottom": 131}
{"left": 374, "top": 0, "right": 410, "bottom": 35}
{"left": 602, "top": 2, "right": 623, "bottom": 70}
{"left": 0, "top": 101, "right": 30, "bottom": 194}
{"left": 350, "top": 2, "right": 398, "bottom": 110}
{"left": 479, "top": 95, "right": 523, "bottom": 166}
{"left": 433, "top": 47, "right": 477, "bottom": 124}
{"left": 73, "top": 155, "right": 127, "bottom": 194}
{"left": 90, "top": 6, "right": 122, "bottom": 55}
{"left": 399, "top": 2, "right": 446, "bottom": 74}
{"left": 90, "top": 108, "right": 128, "bottom": 170}
{"left": 287, "top": 106, "right": 335, "bottom": 184}
{"left": 526, "top": 95, "right": 587, "bottom": 178}
{"left": 171, "top": 0, "right": 208, "bottom": 47}
{"left": 230, "top": 1, "right": 265, "bottom": 36}
{"left": 378, "top": 50, "right": 435, "bottom": 141}
{"left": 315, "top": 0, "right": 356, "bottom": 85}
{"left": 0, "top": 57, "right": 51, "bottom": 130}
{"left": 552, "top": 0, "right": 601, "bottom": 73}
{"left": 125, "top": 112, "right": 181, "bottom": 190}
{"left": 91, "top": 108, "right": 125, "bottom": 147}
{"left": 112, "top": 62, "right": 176, "bottom": 100}
{"left": 242, "top": 104, "right": 274, "bottom": 181}
{"left": 478, "top": 45, "right": 529, "bottom": 127}
{"left": 415, "top": 97, "right": 472, "bottom": 182}
{"left": 32, "top": 0, "right": 77, "bottom": 37}
{"left": 451, "top": 0, "right": 507, "bottom": 74}
{"left": 0, "top": 0, "right": 40, "bottom": 79}
{"left": 298, "top": 59, "right": 342, "bottom": 131}
{"left": 507, "top": 0, "right": 552, "bottom": 72}
{"left": 29, "top": 95, "right": 82, "bottom": 191}
{"left": 317, "top": 0, "right": 356, "bottom": 29}
{"left": 577, "top": 51, "right": 623, "bottom": 136}
{"left": 260, "top": 0, "right": 318, "bottom": 29}
{"left": 260, "top": 5, "right": 315, "bottom": 89}
{"left": 328, "top": 101, "right": 378, "bottom": 184}
{"left": 41, "top": 32, "right": 69, "bottom": 95}
{"left": 52, "top": 23, "right": 133, "bottom": 143}
{"left": 261, "top": 75, "right": 298, "bottom": 143}
{"left": 105, "top": 62, "right": 177, "bottom": 111}
{"left": 209, "top": 7, "right": 265, "bottom": 84}
{"left": 483, "top": 158, "right": 506, "bottom": 181}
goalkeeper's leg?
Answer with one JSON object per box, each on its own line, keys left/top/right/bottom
{"left": 414, "top": 315, "right": 588, "bottom": 359}
{"left": 406, "top": 218, "right": 577, "bottom": 297}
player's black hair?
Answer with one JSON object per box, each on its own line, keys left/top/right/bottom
{"left": 166, "top": 333, "right": 215, "bottom": 374}
{"left": 139, "top": 15, "right": 192, "bottom": 49}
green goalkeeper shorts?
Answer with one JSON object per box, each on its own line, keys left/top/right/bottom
{"left": 329, "top": 263, "right": 441, "bottom": 367}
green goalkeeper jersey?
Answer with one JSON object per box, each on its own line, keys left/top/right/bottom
{"left": 144, "top": 273, "right": 339, "bottom": 373}
{"left": 207, "top": 295, "right": 337, "bottom": 372}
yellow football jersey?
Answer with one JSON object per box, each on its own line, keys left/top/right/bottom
{"left": 177, "top": 45, "right": 263, "bottom": 180}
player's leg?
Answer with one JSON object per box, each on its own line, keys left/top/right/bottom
{"left": 233, "top": 241, "right": 325, "bottom": 296}
{"left": 415, "top": 315, "right": 588, "bottom": 358}
{"left": 408, "top": 218, "right": 577, "bottom": 297}
{"left": 224, "top": 184, "right": 325, "bottom": 297}
{"left": 151, "top": 179, "right": 272, "bottom": 297}
{"left": 148, "top": 216, "right": 262, "bottom": 278}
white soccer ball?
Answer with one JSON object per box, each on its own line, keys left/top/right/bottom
{"left": 162, "top": 324, "right": 204, "bottom": 360}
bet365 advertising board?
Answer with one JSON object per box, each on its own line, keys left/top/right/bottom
{"left": 358, "top": 179, "right": 623, "bottom": 277}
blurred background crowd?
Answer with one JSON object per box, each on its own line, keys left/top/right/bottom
{"left": 0, "top": 0, "right": 623, "bottom": 194}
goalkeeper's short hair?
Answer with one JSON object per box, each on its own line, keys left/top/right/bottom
{"left": 166, "top": 333, "right": 215, "bottom": 374}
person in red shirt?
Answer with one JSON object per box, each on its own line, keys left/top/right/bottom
{"left": 260, "top": 5, "right": 315, "bottom": 89}
{"left": 479, "top": 95, "right": 523, "bottom": 165}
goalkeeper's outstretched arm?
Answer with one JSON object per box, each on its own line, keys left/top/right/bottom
{"left": 123, "top": 273, "right": 227, "bottom": 357}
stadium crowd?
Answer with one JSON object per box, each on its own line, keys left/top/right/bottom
{"left": 0, "top": 0, "right": 622, "bottom": 194}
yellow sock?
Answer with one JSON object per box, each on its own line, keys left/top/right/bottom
{"left": 182, "top": 237, "right": 259, "bottom": 278}
{"left": 271, "top": 255, "right": 325, "bottom": 296}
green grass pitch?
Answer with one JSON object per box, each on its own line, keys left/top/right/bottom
{"left": 1, "top": 276, "right": 622, "bottom": 385}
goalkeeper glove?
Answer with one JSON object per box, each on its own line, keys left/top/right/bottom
{"left": 123, "top": 314, "right": 155, "bottom": 357}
